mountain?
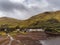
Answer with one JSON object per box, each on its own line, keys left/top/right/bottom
{"left": 0, "top": 11, "right": 60, "bottom": 28}
{"left": 28, "top": 11, "right": 60, "bottom": 21}
{"left": 24, "top": 11, "right": 60, "bottom": 28}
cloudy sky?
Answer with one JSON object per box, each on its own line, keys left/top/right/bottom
{"left": 0, "top": 0, "right": 60, "bottom": 20}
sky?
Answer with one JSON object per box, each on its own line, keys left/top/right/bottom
{"left": 0, "top": 0, "right": 60, "bottom": 20}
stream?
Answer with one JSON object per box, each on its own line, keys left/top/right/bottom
{"left": 7, "top": 34, "right": 14, "bottom": 45}
{"left": 7, "top": 34, "right": 21, "bottom": 45}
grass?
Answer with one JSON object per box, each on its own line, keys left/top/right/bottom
{"left": 9, "top": 30, "right": 27, "bottom": 37}
{"left": 0, "top": 32, "right": 7, "bottom": 38}
{"left": 0, "top": 31, "right": 6, "bottom": 36}
{"left": 20, "top": 31, "right": 27, "bottom": 34}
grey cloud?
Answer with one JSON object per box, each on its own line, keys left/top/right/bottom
{"left": 47, "top": 0, "right": 60, "bottom": 8}
{"left": 0, "top": 0, "right": 60, "bottom": 20}
{"left": 0, "top": 0, "right": 28, "bottom": 12}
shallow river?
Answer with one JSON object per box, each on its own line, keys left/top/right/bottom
{"left": 40, "top": 37, "right": 60, "bottom": 45}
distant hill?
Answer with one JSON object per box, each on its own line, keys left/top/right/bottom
{"left": 0, "top": 11, "right": 60, "bottom": 28}
{"left": 0, "top": 17, "right": 22, "bottom": 27}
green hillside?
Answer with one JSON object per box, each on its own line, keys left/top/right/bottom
{"left": 0, "top": 11, "right": 60, "bottom": 29}
{"left": 0, "top": 17, "right": 22, "bottom": 27}
{"left": 21, "top": 11, "right": 60, "bottom": 28}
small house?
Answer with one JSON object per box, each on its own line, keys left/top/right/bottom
{"left": 25, "top": 29, "right": 44, "bottom": 32}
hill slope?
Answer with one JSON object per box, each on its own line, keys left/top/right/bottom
{"left": 0, "top": 17, "right": 22, "bottom": 27}
{"left": 0, "top": 11, "right": 60, "bottom": 28}
{"left": 24, "top": 11, "right": 60, "bottom": 28}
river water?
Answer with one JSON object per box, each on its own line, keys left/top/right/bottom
{"left": 40, "top": 37, "right": 60, "bottom": 45}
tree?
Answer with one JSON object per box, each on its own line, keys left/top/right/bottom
{"left": 15, "top": 25, "right": 20, "bottom": 32}
{"left": 1, "top": 24, "right": 9, "bottom": 33}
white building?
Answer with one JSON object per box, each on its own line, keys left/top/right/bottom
{"left": 27, "top": 29, "right": 44, "bottom": 32}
